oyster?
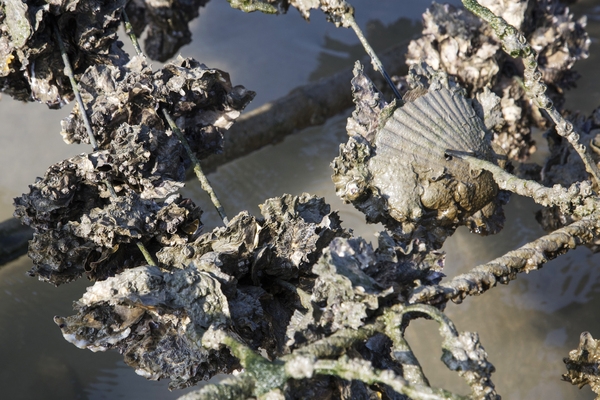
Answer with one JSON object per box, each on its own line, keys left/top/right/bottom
{"left": 333, "top": 63, "right": 507, "bottom": 246}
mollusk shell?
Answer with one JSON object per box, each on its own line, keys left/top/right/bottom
{"left": 369, "top": 87, "right": 498, "bottom": 225}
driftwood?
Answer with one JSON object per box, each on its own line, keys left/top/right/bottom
{"left": 0, "top": 41, "right": 408, "bottom": 267}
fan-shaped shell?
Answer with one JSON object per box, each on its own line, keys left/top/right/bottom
{"left": 368, "top": 87, "right": 499, "bottom": 225}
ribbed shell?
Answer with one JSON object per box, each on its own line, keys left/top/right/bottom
{"left": 375, "top": 87, "right": 491, "bottom": 165}
{"left": 367, "top": 87, "right": 498, "bottom": 224}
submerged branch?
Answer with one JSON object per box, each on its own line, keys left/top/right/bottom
{"left": 409, "top": 217, "right": 600, "bottom": 305}
{"left": 201, "top": 41, "right": 407, "bottom": 172}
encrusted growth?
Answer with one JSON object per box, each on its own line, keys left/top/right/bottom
{"left": 332, "top": 62, "right": 508, "bottom": 248}
{"left": 124, "top": 0, "right": 210, "bottom": 62}
{"left": 0, "top": 0, "right": 212, "bottom": 107}
{"left": 563, "top": 332, "right": 600, "bottom": 396}
{"left": 6, "top": 0, "right": 600, "bottom": 398}
{"left": 406, "top": 1, "right": 590, "bottom": 161}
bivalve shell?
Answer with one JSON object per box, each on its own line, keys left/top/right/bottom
{"left": 369, "top": 86, "right": 498, "bottom": 225}
{"left": 332, "top": 63, "right": 507, "bottom": 245}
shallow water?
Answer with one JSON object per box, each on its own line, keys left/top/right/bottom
{"left": 1, "top": 1, "right": 599, "bottom": 399}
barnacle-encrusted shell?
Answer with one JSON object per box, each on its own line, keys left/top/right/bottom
{"left": 370, "top": 86, "right": 498, "bottom": 225}
{"left": 332, "top": 63, "right": 506, "bottom": 246}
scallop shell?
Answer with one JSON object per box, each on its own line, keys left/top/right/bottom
{"left": 368, "top": 87, "right": 499, "bottom": 226}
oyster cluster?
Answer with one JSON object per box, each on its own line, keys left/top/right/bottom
{"left": 14, "top": 56, "right": 255, "bottom": 285}
{"left": 227, "top": 0, "right": 353, "bottom": 26}
{"left": 0, "top": 0, "right": 211, "bottom": 107}
{"left": 54, "top": 193, "right": 446, "bottom": 389}
{"left": 536, "top": 106, "right": 600, "bottom": 251}
{"left": 333, "top": 62, "right": 508, "bottom": 247}
{"left": 124, "top": 0, "right": 210, "bottom": 61}
{"left": 8, "top": 0, "right": 599, "bottom": 397}
{"left": 406, "top": 0, "right": 590, "bottom": 160}
{"left": 562, "top": 331, "right": 600, "bottom": 396}
{"left": 0, "top": 0, "right": 128, "bottom": 107}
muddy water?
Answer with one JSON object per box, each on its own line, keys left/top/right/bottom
{"left": 0, "top": 1, "right": 599, "bottom": 399}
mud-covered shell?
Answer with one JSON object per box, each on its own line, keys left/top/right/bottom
{"left": 369, "top": 87, "right": 499, "bottom": 226}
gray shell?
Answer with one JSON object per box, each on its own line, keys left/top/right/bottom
{"left": 368, "top": 87, "right": 499, "bottom": 226}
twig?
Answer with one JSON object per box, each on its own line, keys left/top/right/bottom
{"left": 121, "top": 11, "right": 144, "bottom": 58}
{"left": 392, "top": 304, "right": 499, "bottom": 399}
{"left": 162, "top": 109, "right": 230, "bottom": 225}
{"left": 409, "top": 217, "right": 600, "bottom": 305}
{"left": 219, "top": 334, "right": 286, "bottom": 396}
{"left": 52, "top": 21, "right": 98, "bottom": 151}
{"left": 213, "top": 317, "right": 467, "bottom": 399}
{"left": 120, "top": 13, "right": 230, "bottom": 226}
{"left": 382, "top": 307, "right": 431, "bottom": 386}
{"left": 344, "top": 16, "right": 403, "bottom": 101}
{"left": 177, "top": 374, "right": 255, "bottom": 400}
{"left": 292, "top": 320, "right": 383, "bottom": 359}
{"left": 135, "top": 241, "right": 157, "bottom": 266}
{"left": 54, "top": 20, "right": 156, "bottom": 267}
{"left": 314, "top": 356, "right": 467, "bottom": 400}
{"left": 446, "top": 150, "right": 600, "bottom": 218}
{"left": 461, "top": 0, "right": 600, "bottom": 186}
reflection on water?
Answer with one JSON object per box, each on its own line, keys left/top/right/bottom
{"left": 0, "top": 0, "right": 599, "bottom": 399}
